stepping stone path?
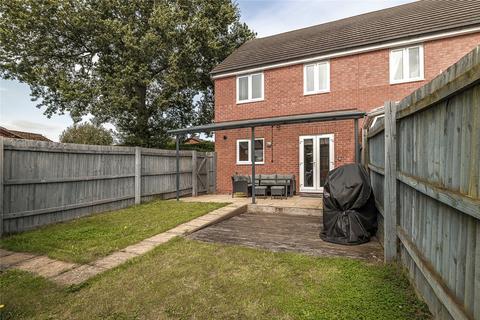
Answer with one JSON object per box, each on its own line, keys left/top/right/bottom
{"left": 0, "top": 203, "right": 246, "bottom": 286}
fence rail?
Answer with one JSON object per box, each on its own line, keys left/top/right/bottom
{"left": 0, "top": 139, "right": 215, "bottom": 235}
{"left": 364, "top": 46, "right": 480, "bottom": 319}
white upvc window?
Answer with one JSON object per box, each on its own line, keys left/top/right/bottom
{"left": 304, "top": 61, "right": 330, "bottom": 95}
{"left": 389, "top": 45, "right": 424, "bottom": 84}
{"left": 236, "top": 73, "right": 264, "bottom": 104}
{"left": 236, "top": 138, "right": 264, "bottom": 164}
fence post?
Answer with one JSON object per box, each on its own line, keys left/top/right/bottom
{"left": 135, "top": 147, "right": 141, "bottom": 204}
{"left": 206, "top": 152, "right": 211, "bottom": 194}
{"left": 212, "top": 152, "right": 217, "bottom": 193}
{"left": 192, "top": 150, "right": 197, "bottom": 197}
{"left": 384, "top": 101, "right": 397, "bottom": 262}
{"left": 0, "top": 138, "right": 4, "bottom": 236}
{"left": 361, "top": 128, "right": 368, "bottom": 169}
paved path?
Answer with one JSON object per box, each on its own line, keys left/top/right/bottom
{"left": 0, "top": 203, "right": 246, "bottom": 286}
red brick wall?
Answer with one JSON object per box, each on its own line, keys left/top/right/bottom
{"left": 214, "top": 33, "right": 480, "bottom": 193}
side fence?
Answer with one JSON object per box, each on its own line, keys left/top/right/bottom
{"left": 364, "top": 46, "right": 480, "bottom": 319}
{"left": 0, "top": 138, "right": 216, "bottom": 235}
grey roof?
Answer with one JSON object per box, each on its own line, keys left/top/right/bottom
{"left": 212, "top": 0, "right": 480, "bottom": 75}
{"left": 168, "top": 109, "right": 365, "bottom": 134}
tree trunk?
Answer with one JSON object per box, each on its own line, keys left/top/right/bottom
{"left": 135, "top": 84, "right": 150, "bottom": 146}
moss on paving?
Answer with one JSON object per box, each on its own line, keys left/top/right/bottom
{"left": 0, "top": 200, "right": 226, "bottom": 264}
{"left": 0, "top": 238, "right": 430, "bottom": 320}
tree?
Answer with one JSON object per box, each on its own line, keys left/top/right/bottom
{"left": 0, "top": 0, "right": 254, "bottom": 147}
{"left": 60, "top": 123, "right": 113, "bottom": 145}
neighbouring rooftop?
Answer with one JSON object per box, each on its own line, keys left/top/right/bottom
{"left": 0, "top": 126, "right": 51, "bottom": 142}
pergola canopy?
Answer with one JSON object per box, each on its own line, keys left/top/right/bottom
{"left": 168, "top": 109, "right": 365, "bottom": 134}
{"left": 169, "top": 109, "right": 366, "bottom": 203}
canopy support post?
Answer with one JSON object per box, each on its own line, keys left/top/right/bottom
{"left": 354, "top": 118, "right": 360, "bottom": 163}
{"left": 176, "top": 135, "right": 180, "bottom": 201}
{"left": 251, "top": 127, "right": 256, "bottom": 204}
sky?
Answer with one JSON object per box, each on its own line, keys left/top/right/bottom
{"left": 0, "top": 0, "right": 415, "bottom": 141}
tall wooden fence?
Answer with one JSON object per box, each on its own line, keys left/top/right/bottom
{"left": 0, "top": 139, "right": 216, "bottom": 235}
{"left": 364, "top": 46, "right": 480, "bottom": 319}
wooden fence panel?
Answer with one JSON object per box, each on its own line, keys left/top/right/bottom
{"left": 0, "top": 139, "right": 216, "bottom": 234}
{"left": 364, "top": 46, "right": 480, "bottom": 319}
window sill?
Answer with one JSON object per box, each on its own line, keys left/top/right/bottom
{"left": 236, "top": 98, "right": 265, "bottom": 105}
{"left": 236, "top": 162, "right": 265, "bottom": 165}
{"left": 389, "top": 78, "right": 425, "bottom": 85}
{"left": 303, "top": 90, "right": 330, "bottom": 96}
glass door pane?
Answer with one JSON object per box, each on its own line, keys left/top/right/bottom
{"left": 319, "top": 137, "right": 330, "bottom": 187}
{"left": 303, "top": 138, "right": 314, "bottom": 188}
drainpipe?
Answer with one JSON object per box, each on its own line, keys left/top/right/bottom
{"left": 251, "top": 127, "right": 256, "bottom": 204}
{"left": 354, "top": 118, "right": 360, "bottom": 163}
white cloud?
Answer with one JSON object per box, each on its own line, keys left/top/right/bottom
{"left": 7, "top": 120, "right": 62, "bottom": 132}
{"left": 241, "top": 0, "right": 417, "bottom": 38}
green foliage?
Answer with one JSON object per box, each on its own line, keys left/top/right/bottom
{"left": 0, "top": 0, "right": 255, "bottom": 147}
{"left": 164, "top": 140, "right": 215, "bottom": 152}
{"left": 0, "top": 200, "right": 226, "bottom": 263}
{"left": 59, "top": 122, "right": 113, "bottom": 145}
{"left": 1, "top": 239, "right": 429, "bottom": 319}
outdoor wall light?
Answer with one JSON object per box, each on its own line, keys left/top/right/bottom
{"left": 223, "top": 135, "right": 227, "bottom": 140}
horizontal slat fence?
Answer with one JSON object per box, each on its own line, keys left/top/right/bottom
{"left": 364, "top": 46, "right": 480, "bottom": 319}
{"left": 0, "top": 139, "right": 215, "bottom": 235}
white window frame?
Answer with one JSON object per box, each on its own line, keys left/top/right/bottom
{"left": 236, "top": 73, "right": 264, "bottom": 104}
{"left": 236, "top": 138, "right": 265, "bottom": 165}
{"left": 389, "top": 44, "right": 424, "bottom": 84}
{"left": 303, "top": 61, "right": 330, "bottom": 95}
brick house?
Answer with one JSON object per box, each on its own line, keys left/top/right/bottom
{"left": 0, "top": 126, "right": 51, "bottom": 142}
{"left": 210, "top": 1, "right": 480, "bottom": 195}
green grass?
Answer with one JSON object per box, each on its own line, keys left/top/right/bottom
{"left": 0, "top": 200, "right": 226, "bottom": 264}
{"left": 0, "top": 238, "right": 430, "bottom": 320}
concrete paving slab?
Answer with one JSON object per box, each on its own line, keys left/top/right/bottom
{"left": 16, "top": 256, "right": 55, "bottom": 272}
{"left": 0, "top": 249, "right": 14, "bottom": 258}
{"left": 93, "top": 251, "right": 138, "bottom": 269}
{"left": 52, "top": 265, "right": 105, "bottom": 285}
{"left": 184, "top": 219, "right": 210, "bottom": 228}
{"left": 144, "top": 232, "right": 177, "bottom": 244}
{"left": 37, "top": 260, "right": 78, "bottom": 278}
{"left": 122, "top": 241, "right": 157, "bottom": 255}
{"left": 0, "top": 252, "right": 37, "bottom": 268}
{"left": 167, "top": 224, "right": 195, "bottom": 235}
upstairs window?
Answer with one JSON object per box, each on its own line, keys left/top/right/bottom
{"left": 237, "top": 73, "right": 264, "bottom": 103}
{"left": 236, "top": 138, "right": 264, "bottom": 164}
{"left": 390, "top": 45, "right": 424, "bottom": 84}
{"left": 304, "top": 61, "right": 330, "bottom": 95}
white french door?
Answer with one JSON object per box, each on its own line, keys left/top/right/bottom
{"left": 299, "top": 134, "right": 334, "bottom": 193}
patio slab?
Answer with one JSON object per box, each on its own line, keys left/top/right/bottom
{"left": 30, "top": 259, "right": 78, "bottom": 278}
{"left": 181, "top": 194, "right": 322, "bottom": 210}
{"left": 0, "top": 252, "right": 37, "bottom": 269}
{"left": 144, "top": 232, "right": 178, "bottom": 244}
{"left": 52, "top": 265, "right": 106, "bottom": 285}
{"left": 122, "top": 240, "right": 158, "bottom": 255}
{"left": 0, "top": 249, "right": 14, "bottom": 257}
{"left": 93, "top": 251, "right": 138, "bottom": 269}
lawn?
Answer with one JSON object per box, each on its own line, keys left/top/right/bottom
{"left": 0, "top": 200, "right": 226, "bottom": 263}
{"left": 0, "top": 238, "right": 430, "bottom": 320}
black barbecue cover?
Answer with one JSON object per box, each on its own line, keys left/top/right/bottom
{"left": 320, "top": 164, "right": 378, "bottom": 245}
